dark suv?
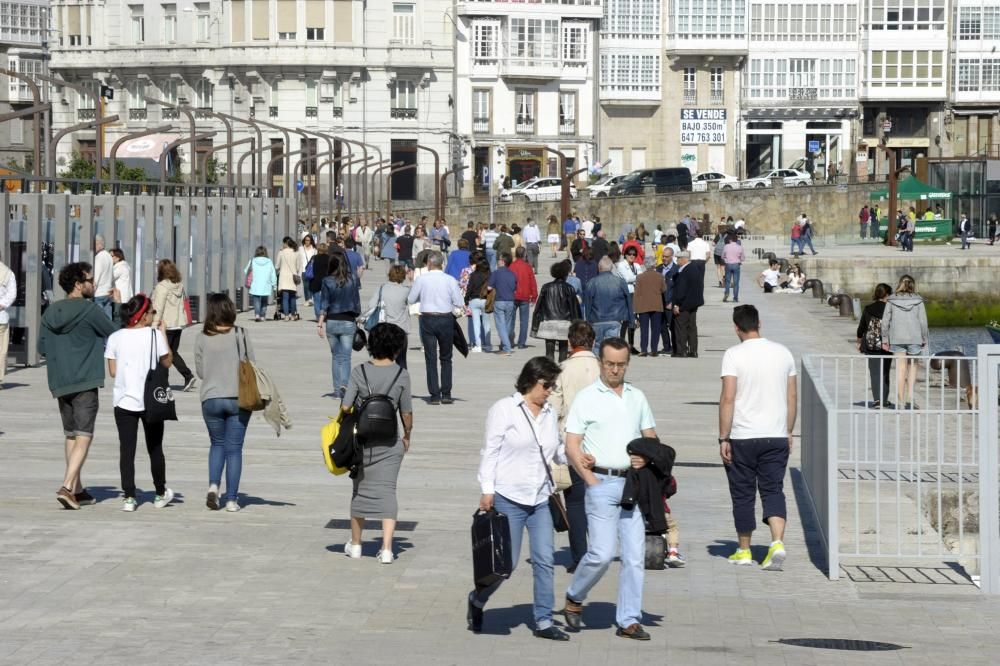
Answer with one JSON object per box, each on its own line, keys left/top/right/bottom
{"left": 609, "top": 168, "right": 693, "bottom": 196}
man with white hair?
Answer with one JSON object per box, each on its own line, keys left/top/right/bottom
{"left": 583, "top": 256, "right": 633, "bottom": 353}
{"left": 671, "top": 250, "right": 704, "bottom": 357}
{"left": 92, "top": 235, "right": 114, "bottom": 319}
{"left": 407, "top": 251, "right": 464, "bottom": 404}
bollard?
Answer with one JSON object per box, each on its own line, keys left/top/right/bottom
{"left": 778, "top": 258, "right": 790, "bottom": 272}
{"left": 931, "top": 351, "right": 974, "bottom": 388}
{"left": 764, "top": 251, "right": 777, "bottom": 264}
{"left": 836, "top": 294, "right": 854, "bottom": 317}
{"left": 802, "top": 279, "right": 824, "bottom": 298}
{"left": 827, "top": 294, "right": 839, "bottom": 307}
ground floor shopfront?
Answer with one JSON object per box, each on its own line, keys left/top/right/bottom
{"left": 468, "top": 141, "right": 594, "bottom": 196}
{"left": 740, "top": 109, "right": 855, "bottom": 180}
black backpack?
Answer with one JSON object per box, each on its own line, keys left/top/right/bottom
{"left": 354, "top": 365, "right": 403, "bottom": 444}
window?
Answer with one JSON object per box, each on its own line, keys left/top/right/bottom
{"left": 515, "top": 90, "right": 535, "bottom": 134}
{"left": 870, "top": 0, "right": 945, "bottom": 31}
{"left": 322, "top": 80, "right": 343, "bottom": 116}
{"left": 161, "top": 79, "right": 178, "bottom": 105}
{"left": 307, "top": 27, "right": 324, "bottom": 40}
{"left": 958, "top": 59, "right": 981, "bottom": 92}
{"left": 130, "top": 5, "right": 144, "bottom": 44}
{"left": 278, "top": 31, "right": 296, "bottom": 40}
{"left": 392, "top": 3, "right": 415, "bottom": 44}
{"left": 867, "top": 50, "right": 944, "bottom": 88}
{"left": 472, "top": 89, "right": 490, "bottom": 133}
{"left": 985, "top": 59, "right": 1000, "bottom": 92}
{"left": 604, "top": 0, "right": 661, "bottom": 39}
{"left": 710, "top": 67, "right": 723, "bottom": 103}
{"left": 10, "top": 118, "right": 22, "bottom": 145}
{"left": 670, "top": 0, "right": 744, "bottom": 39}
{"left": 391, "top": 80, "right": 417, "bottom": 118}
{"left": 306, "top": 80, "right": 318, "bottom": 116}
{"left": 270, "top": 80, "right": 279, "bottom": 116}
{"left": 196, "top": 2, "right": 211, "bottom": 40}
{"left": 558, "top": 92, "right": 576, "bottom": 134}
{"left": 562, "top": 23, "right": 588, "bottom": 65}
{"left": 7, "top": 56, "right": 44, "bottom": 101}
{"left": 472, "top": 20, "right": 499, "bottom": 62}
{"left": 127, "top": 80, "right": 146, "bottom": 109}
{"left": 788, "top": 58, "right": 816, "bottom": 99}
{"left": 683, "top": 68, "right": 696, "bottom": 104}
{"left": 510, "top": 18, "right": 559, "bottom": 66}
{"left": 750, "top": 1, "right": 856, "bottom": 41}
{"left": 599, "top": 53, "right": 661, "bottom": 95}
{"left": 196, "top": 79, "right": 213, "bottom": 109}
{"left": 163, "top": 3, "right": 177, "bottom": 42}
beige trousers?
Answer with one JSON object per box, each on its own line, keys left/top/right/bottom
{"left": 0, "top": 323, "right": 8, "bottom": 382}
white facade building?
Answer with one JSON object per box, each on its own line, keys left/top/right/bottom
{"left": 948, "top": 0, "right": 1000, "bottom": 158}
{"left": 455, "top": 0, "right": 601, "bottom": 198}
{"left": 47, "top": 0, "right": 455, "bottom": 213}
{"left": 0, "top": 0, "right": 49, "bottom": 173}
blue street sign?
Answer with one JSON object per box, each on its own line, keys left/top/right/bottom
{"left": 296, "top": 180, "right": 304, "bottom": 193}
{"left": 808, "top": 140, "right": 821, "bottom": 154}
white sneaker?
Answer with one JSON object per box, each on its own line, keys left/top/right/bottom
{"left": 377, "top": 549, "right": 395, "bottom": 564}
{"left": 122, "top": 497, "right": 137, "bottom": 512}
{"left": 153, "top": 488, "right": 174, "bottom": 509}
{"left": 345, "top": 541, "right": 362, "bottom": 559}
{"left": 667, "top": 550, "right": 686, "bottom": 568}
{"left": 470, "top": 346, "right": 482, "bottom": 353}
{"left": 225, "top": 500, "right": 240, "bottom": 512}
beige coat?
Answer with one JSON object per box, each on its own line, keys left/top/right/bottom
{"left": 548, "top": 350, "right": 601, "bottom": 434}
{"left": 151, "top": 279, "right": 187, "bottom": 329}
{"left": 276, "top": 247, "right": 300, "bottom": 292}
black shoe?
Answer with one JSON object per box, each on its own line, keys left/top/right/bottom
{"left": 639, "top": 352, "right": 648, "bottom": 357}
{"left": 441, "top": 397, "right": 454, "bottom": 405}
{"left": 534, "top": 626, "right": 570, "bottom": 641}
{"left": 467, "top": 594, "right": 484, "bottom": 633}
{"left": 562, "top": 597, "right": 583, "bottom": 632}
{"left": 206, "top": 490, "right": 220, "bottom": 511}
{"left": 74, "top": 489, "right": 96, "bottom": 506}
{"left": 429, "top": 397, "right": 442, "bottom": 405}
{"left": 616, "top": 623, "right": 651, "bottom": 641}
{"left": 650, "top": 352, "right": 659, "bottom": 358}
{"left": 687, "top": 353, "right": 698, "bottom": 358}
{"left": 629, "top": 347, "right": 641, "bottom": 355}
{"left": 566, "top": 563, "right": 578, "bottom": 574}
{"left": 670, "top": 353, "right": 684, "bottom": 358}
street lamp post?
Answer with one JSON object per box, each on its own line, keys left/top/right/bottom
{"left": 158, "top": 131, "right": 216, "bottom": 188}
{"left": 37, "top": 73, "right": 101, "bottom": 183}
{"left": 541, "top": 146, "right": 570, "bottom": 223}
{"left": 440, "top": 165, "right": 467, "bottom": 219}
{"left": 386, "top": 163, "right": 417, "bottom": 220}
{"left": 415, "top": 143, "right": 441, "bottom": 220}
{"left": 144, "top": 97, "right": 198, "bottom": 181}
{"left": 49, "top": 116, "right": 120, "bottom": 192}
{"left": 214, "top": 112, "right": 264, "bottom": 186}
{"left": 0, "top": 68, "right": 44, "bottom": 182}
{"left": 370, "top": 160, "right": 402, "bottom": 219}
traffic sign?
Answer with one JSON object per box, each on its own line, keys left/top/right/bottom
{"left": 808, "top": 140, "right": 820, "bottom": 154}
{"left": 296, "top": 180, "right": 304, "bottom": 193}
{"left": 882, "top": 120, "right": 892, "bottom": 132}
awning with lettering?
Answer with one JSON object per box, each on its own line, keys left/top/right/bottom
{"left": 114, "top": 133, "right": 177, "bottom": 161}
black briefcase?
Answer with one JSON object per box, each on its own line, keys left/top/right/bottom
{"left": 471, "top": 509, "right": 512, "bottom": 587}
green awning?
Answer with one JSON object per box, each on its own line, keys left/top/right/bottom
{"left": 870, "top": 175, "right": 954, "bottom": 201}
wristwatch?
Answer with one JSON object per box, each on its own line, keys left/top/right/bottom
{"left": 718, "top": 437, "right": 730, "bottom": 444}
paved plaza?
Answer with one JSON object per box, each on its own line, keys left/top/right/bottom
{"left": 1, "top": 251, "right": 998, "bottom": 665}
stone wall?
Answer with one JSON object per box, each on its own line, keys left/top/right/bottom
{"left": 393, "top": 180, "right": 882, "bottom": 239}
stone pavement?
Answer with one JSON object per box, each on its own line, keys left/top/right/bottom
{"left": 1, "top": 250, "right": 998, "bottom": 666}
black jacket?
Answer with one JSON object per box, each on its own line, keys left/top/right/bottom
{"left": 531, "top": 279, "right": 581, "bottom": 333}
{"left": 672, "top": 263, "right": 704, "bottom": 311}
{"left": 620, "top": 438, "right": 676, "bottom": 535}
{"left": 856, "top": 301, "right": 890, "bottom": 356}
{"left": 465, "top": 270, "right": 490, "bottom": 305}
{"left": 309, "top": 253, "right": 331, "bottom": 294}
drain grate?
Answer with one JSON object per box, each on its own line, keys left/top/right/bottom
{"left": 775, "top": 638, "right": 908, "bottom": 652}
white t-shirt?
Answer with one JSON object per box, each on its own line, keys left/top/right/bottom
{"left": 761, "top": 268, "right": 781, "bottom": 287}
{"left": 93, "top": 249, "right": 114, "bottom": 297}
{"left": 105, "top": 327, "right": 170, "bottom": 411}
{"left": 686, "top": 236, "right": 711, "bottom": 261}
{"left": 721, "top": 337, "right": 797, "bottom": 439}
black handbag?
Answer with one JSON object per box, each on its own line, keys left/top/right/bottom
{"left": 352, "top": 326, "right": 367, "bottom": 352}
{"left": 519, "top": 405, "right": 570, "bottom": 533}
{"left": 143, "top": 329, "right": 177, "bottom": 423}
{"left": 471, "top": 509, "right": 513, "bottom": 587}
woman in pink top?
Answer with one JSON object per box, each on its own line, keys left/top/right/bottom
{"left": 721, "top": 233, "right": 745, "bottom": 303}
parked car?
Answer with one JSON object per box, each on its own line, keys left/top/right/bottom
{"left": 691, "top": 171, "right": 739, "bottom": 192}
{"left": 587, "top": 174, "right": 628, "bottom": 197}
{"left": 741, "top": 169, "right": 813, "bottom": 189}
{"left": 609, "top": 168, "right": 693, "bottom": 196}
{"left": 499, "top": 177, "right": 577, "bottom": 203}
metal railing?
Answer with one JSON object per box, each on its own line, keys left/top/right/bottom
{"left": 801, "top": 352, "right": 1000, "bottom": 591}
{"left": 472, "top": 117, "right": 489, "bottom": 133}
{"left": 515, "top": 116, "right": 534, "bottom": 134}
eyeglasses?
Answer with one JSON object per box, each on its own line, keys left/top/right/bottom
{"left": 601, "top": 361, "right": 628, "bottom": 369}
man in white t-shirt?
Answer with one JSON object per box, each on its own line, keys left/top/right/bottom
{"left": 92, "top": 235, "right": 114, "bottom": 319}
{"left": 756, "top": 260, "right": 785, "bottom": 293}
{"left": 718, "top": 304, "right": 797, "bottom": 571}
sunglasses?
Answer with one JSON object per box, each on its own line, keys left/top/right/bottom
{"left": 540, "top": 380, "right": 556, "bottom": 390}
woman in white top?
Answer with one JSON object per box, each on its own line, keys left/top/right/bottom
{"left": 615, "top": 246, "right": 643, "bottom": 352}
{"left": 276, "top": 236, "right": 301, "bottom": 321}
{"left": 298, "top": 233, "right": 318, "bottom": 307}
{"left": 104, "top": 294, "right": 174, "bottom": 512}
{"left": 110, "top": 248, "right": 133, "bottom": 303}
{"left": 469, "top": 356, "right": 568, "bottom": 641}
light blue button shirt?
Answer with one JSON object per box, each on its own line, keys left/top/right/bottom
{"left": 406, "top": 269, "right": 464, "bottom": 314}
{"left": 564, "top": 379, "right": 656, "bottom": 470}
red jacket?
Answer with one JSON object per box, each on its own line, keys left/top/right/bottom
{"left": 510, "top": 259, "right": 538, "bottom": 302}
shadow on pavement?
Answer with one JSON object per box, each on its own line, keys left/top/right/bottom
{"left": 788, "top": 467, "right": 830, "bottom": 576}
{"left": 240, "top": 494, "right": 297, "bottom": 507}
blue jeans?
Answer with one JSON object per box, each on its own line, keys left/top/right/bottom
{"left": 468, "top": 298, "right": 493, "bottom": 350}
{"left": 302, "top": 280, "right": 313, "bottom": 303}
{"left": 790, "top": 238, "right": 803, "bottom": 254}
{"left": 486, "top": 248, "right": 497, "bottom": 272}
{"left": 724, "top": 263, "right": 741, "bottom": 301}
{"left": 312, "top": 290, "right": 325, "bottom": 320}
{"left": 801, "top": 233, "right": 816, "bottom": 254}
{"left": 474, "top": 493, "right": 555, "bottom": 630}
{"left": 591, "top": 321, "right": 621, "bottom": 355}
{"left": 512, "top": 300, "right": 530, "bottom": 347}
{"left": 567, "top": 475, "right": 645, "bottom": 628}
{"left": 281, "top": 290, "right": 298, "bottom": 316}
{"left": 252, "top": 295, "right": 268, "bottom": 318}
{"left": 94, "top": 295, "right": 113, "bottom": 319}
{"left": 325, "top": 319, "right": 355, "bottom": 394}
{"left": 492, "top": 301, "right": 515, "bottom": 352}
{"left": 201, "top": 398, "right": 251, "bottom": 502}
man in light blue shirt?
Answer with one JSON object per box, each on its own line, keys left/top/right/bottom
{"left": 407, "top": 251, "right": 464, "bottom": 404}
{"left": 562, "top": 337, "right": 657, "bottom": 641}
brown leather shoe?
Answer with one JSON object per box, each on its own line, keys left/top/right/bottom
{"left": 562, "top": 597, "right": 583, "bottom": 631}
{"left": 616, "top": 623, "right": 651, "bottom": 640}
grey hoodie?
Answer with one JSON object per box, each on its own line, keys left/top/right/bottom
{"left": 882, "top": 293, "right": 929, "bottom": 346}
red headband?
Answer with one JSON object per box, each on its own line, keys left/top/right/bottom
{"left": 127, "top": 294, "right": 151, "bottom": 327}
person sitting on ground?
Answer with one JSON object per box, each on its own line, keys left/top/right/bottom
{"left": 756, "top": 260, "right": 787, "bottom": 293}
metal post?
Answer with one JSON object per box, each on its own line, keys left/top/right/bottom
{"left": 0, "top": 68, "right": 43, "bottom": 182}
{"left": 159, "top": 131, "right": 216, "bottom": 187}
{"left": 541, "top": 145, "right": 569, "bottom": 223}
{"left": 370, "top": 160, "right": 402, "bottom": 218}
{"left": 39, "top": 75, "right": 106, "bottom": 188}
{"left": 886, "top": 147, "right": 898, "bottom": 246}
{"left": 215, "top": 112, "right": 265, "bottom": 186}
{"left": 251, "top": 118, "right": 295, "bottom": 197}
{"left": 144, "top": 97, "right": 198, "bottom": 181}
{"left": 209, "top": 137, "right": 255, "bottom": 194}
{"left": 205, "top": 112, "right": 234, "bottom": 185}
{"left": 977, "top": 345, "right": 1000, "bottom": 594}
{"left": 48, "top": 116, "right": 120, "bottom": 192}
{"left": 440, "top": 165, "right": 467, "bottom": 219}
{"left": 415, "top": 143, "right": 441, "bottom": 219}
{"left": 386, "top": 163, "right": 417, "bottom": 220}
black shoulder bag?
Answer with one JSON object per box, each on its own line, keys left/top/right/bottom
{"left": 143, "top": 329, "right": 177, "bottom": 422}
{"left": 518, "top": 404, "right": 569, "bottom": 532}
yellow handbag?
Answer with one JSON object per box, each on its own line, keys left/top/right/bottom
{"left": 321, "top": 416, "right": 349, "bottom": 476}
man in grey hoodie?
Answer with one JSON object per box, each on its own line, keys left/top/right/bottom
{"left": 880, "top": 274, "right": 928, "bottom": 409}
{"left": 39, "top": 262, "right": 119, "bottom": 509}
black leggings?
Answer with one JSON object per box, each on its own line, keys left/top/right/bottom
{"left": 165, "top": 329, "right": 193, "bottom": 383}
{"left": 867, "top": 356, "right": 892, "bottom": 403}
{"left": 115, "top": 407, "right": 166, "bottom": 498}
{"left": 619, "top": 321, "right": 636, "bottom": 348}
{"left": 545, "top": 339, "right": 568, "bottom": 362}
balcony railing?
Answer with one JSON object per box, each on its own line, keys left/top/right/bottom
{"left": 683, "top": 89, "right": 696, "bottom": 104}
{"left": 129, "top": 108, "right": 147, "bottom": 120}
{"left": 789, "top": 87, "right": 819, "bottom": 101}
{"left": 77, "top": 108, "right": 96, "bottom": 120}
{"left": 515, "top": 116, "right": 535, "bottom": 134}
{"left": 472, "top": 116, "right": 489, "bottom": 133}
{"left": 710, "top": 89, "right": 724, "bottom": 104}
{"left": 162, "top": 107, "right": 180, "bottom": 120}
{"left": 305, "top": 106, "right": 318, "bottom": 118}
{"left": 195, "top": 107, "right": 213, "bottom": 118}
{"left": 559, "top": 120, "right": 575, "bottom": 135}
{"left": 269, "top": 106, "right": 279, "bottom": 118}
{"left": 332, "top": 106, "right": 343, "bottom": 118}
{"left": 390, "top": 107, "right": 418, "bottom": 119}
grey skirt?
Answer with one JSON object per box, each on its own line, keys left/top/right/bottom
{"left": 351, "top": 439, "right": 405, "bottom": 519}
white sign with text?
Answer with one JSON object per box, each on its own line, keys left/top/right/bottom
{"left": 680, "top": 109, "right": 727, "bottom": 145}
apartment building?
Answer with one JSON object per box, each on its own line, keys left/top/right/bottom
{"left": 948, "top": 0, "right": 1000, "bottom": 159}
{"left": 46, "top": 0, "right": 455, "bottom": 207}
{"left": 455, "top": 0, "right": 601, "bottom": 197}
{"left": 0, "top": 0, "right": 49, "bottom": 173}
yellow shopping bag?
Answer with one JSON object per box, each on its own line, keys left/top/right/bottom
{"left": 321, "top": 415, "right": 349, "bottom": 476}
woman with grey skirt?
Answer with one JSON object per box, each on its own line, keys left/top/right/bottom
{"left": 342, "top": 323, "right": 414, "bottom": 564}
